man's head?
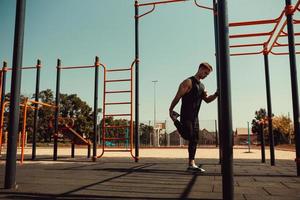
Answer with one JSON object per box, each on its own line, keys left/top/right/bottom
{"left": 197, "top": 62, "right": 213, "bottom": 79}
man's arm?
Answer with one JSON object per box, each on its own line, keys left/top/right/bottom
{"left": 169, "top": 79, "right": 192, "bottom": 117}
{"left": 202, "top": 90, "right": 218, "bottom": 103}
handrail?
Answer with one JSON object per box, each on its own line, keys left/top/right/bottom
{"left": 194, "top": 0, "right": 214, "bottom": 12}
{"left": 137, "top": 0, "right": 187, "bottom": 7}
{"left": 137, "top": 4, "right": 155, "bottom": 19}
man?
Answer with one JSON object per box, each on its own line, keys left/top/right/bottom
{"left": 169, "top": 62, "right": 218, "bottom": 172}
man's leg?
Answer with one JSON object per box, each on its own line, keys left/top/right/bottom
{"left": 171, "top": 111, "right": 189, "bottom": 140}
{"left": 187, "top": 120, "right": 205, "bottom": 172}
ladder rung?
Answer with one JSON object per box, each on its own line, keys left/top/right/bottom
{"left": 104, "top": 138, "right": 128, "bottom": 141}
{"left": 104, "top": 149, "right": 131, "bottom": 152}
{"left": 105, "top": 102, "right": 131, "bottom": 105}
{"left": 106, "top": 68, "right": 131, "bottom": 72}
{"left": 105, "top": 114, "right": 131, "bottom": 117}
{"left": 105, "top": 79, "right": 131, "bottom": 82}
{"left": 106, "top": 90, "right": 131, "bottom": 94}
{"left": 105, "top": 125, "right": 131, "bottom": 128}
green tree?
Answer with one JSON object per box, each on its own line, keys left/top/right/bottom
{"left": 139, "top": 123, "right": 153, "bottom": 146}
{"left": 251, "top": 108, "right": 267, "bottom": 135}
{"left": 272, "top": 115, "right": 293, "bottom": 144}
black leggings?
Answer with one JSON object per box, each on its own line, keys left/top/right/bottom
{"left": 174, "top": 120, "right": 199, "bottom": 160}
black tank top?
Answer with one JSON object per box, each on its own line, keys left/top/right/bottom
{"left": 180, "top": 76, "right": 205, "bottom": 121}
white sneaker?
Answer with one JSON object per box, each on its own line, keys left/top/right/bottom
{"left": 187, "top": 165, "right": 205, "bottom": 173}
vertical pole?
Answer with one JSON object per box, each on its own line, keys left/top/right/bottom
{"left": 21, "top": 98, "right": 28, "bottom": 164}
{"left": 32, "top": 59, "right": 41, "bottom": 160}
{"left": 0, "top": 62, "right": 8, "bottom": 115}
{"left": 71, "top": 142, "right": 75, "bottom": 158}
{"left": 260, "top": 122, "right": 266, "bottom": 163}
{"left": 247, "top": 121, "right": 250, "bottom": 152}
{"left": 152, "top": 80, "right": 158, "bottom": 146}
{"left": 93, "top": 56, "right": 99, "bottom": 161}
{"left": 215, "top": 119, "right": 218, "bottom": 147}
{"left": 54, "top": 59, "right": 61, "bottom": 161}
{"left": 4, "top": 0, "right": 26, "bottom": 189}
{"left": 263, "top": 52, "right": 275, "bottom": 166}
{"left": 285, "top": 0, "right": 300, "bottom": 176}
{"left": 217, "top": 0, "right": 234, "bottom": 199}
{"left": 0, "top": 62, "right": 8, "bottom": 153}
{"left": 213, "top": 0, "right": 222, "bottom": 165}
{"left": 87, "top": 144, "right": 91, "bottom": 158}
{"left": 134, "top": 0, "right": 140, "bottom": 162}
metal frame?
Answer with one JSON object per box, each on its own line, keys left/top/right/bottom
{"left": 229, "top": 0, "right": 300, "bottom": 172}
{"left": 53, "top": 57, "right": 98, "bottom": 160}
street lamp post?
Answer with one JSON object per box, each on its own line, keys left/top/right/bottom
{"left": 152, "top": 80, "right": 158, "bottom": 147}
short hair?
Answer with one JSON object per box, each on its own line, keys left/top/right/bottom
{"left": 198, "top": 62, "right": 213, "bottom": 72}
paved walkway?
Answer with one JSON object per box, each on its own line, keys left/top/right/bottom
{"left": 0, "top": 147, "right": 299, "bottom": 199}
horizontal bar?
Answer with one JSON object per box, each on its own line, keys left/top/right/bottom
{"left": 106, "top": 68, "right": 131, "bottom": 72}
{"left": 103, "top": 149, "right": 131, "bottom": 152}
{"left": 105, "top": 79, "right": 131, "bottom": 82}
{"left": 103, "top": 138, "right": 128, "bottom": 141}
{"left": 60, "top": 65, "right": 94, "bottom": 70}
{"left": 29, "top": 100, "right": 56, "bottom": 108}
{"left": 229, "top": 19, "right": 278, "bottom": 27}
{"left": 105, "top": 102, "right": 131, "bottom": 105}
{"left": 230, "top": 43, "right": 264, "bottom": 48}
{"left": 105, "top": 125, "right": 130, "bottom": 128}
{"left": 106, "top": 90, "right": 131, "bottom": 94}
{"left": 230, "top": 51, "right": 263, "bottom": 56}
{"left": 138, "top": 0, "right": 187, "bottom": 7}
{"left": 230, "top": 31, "right": 272, "bottom": 39}
{"left": 274, "top": 42, "right": 300, "bottom": 47}
{"left": 279, "top": 31, "right": 300, "bottom": 37}
{"left": 105, "top": 114, "right": 131, "bottom": 117}
{"left": 7, "top": 66, "right": 36, "bottom": 71}
{"left": 270, "top": 51, "right": 300, "bottom": 55}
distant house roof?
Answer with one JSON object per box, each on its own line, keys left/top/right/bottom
{"left": 235, "top": 128, "right": 253, "bottom": 135}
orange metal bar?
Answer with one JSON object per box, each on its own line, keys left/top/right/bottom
{"left": 21, "top": 98, "right": 28, "bottom": 164}
{"left": 293, "top": 19, "right": 300, "bottom": 24}
{"left": 106, "top": 90, "right": 131, "bottom": 93}
{"left": 229, "top": 19, "right": 278, "bottom": 27}
{"left": 279, "top": 30, "right": 300, "bottom": 37}
{"left": 230, "top": 50, "right": 264, "bottom": 57}
{"left": 106, "top": 68, "right": 131, "bottom": 72}
{"left": 28, "top": 100, "right": 56, "bottom": 108}
{"left": 105, "top": 114, "right": 131, "bottom": 117}
{"left": 97, "top": 59, "right": 137, "bottom": 160}
{"left": 267, "top": 21, "right": 288, "bottom": 53}
{"left": 105, "top": 78, "right": 131, "bottom": 82}
{"left": 270, "top": 51, "right": 300, "bottom": 55}
{"left": 60, "top": 65, "right": 94, "bottom": 70}
{"left": 64, "top": 124, "right": 91, "bottom": 145}
{"left": 130, "top": 60, "right": 135, "bottom": 158}
{"left": 230, "top": 43, "right": 264, "bottom": 48}
{"left": 274, "top": 41, "right": 300, "bottom": 47}
{"left": 138, "top": 0, "right": 187, "bottom": 7}
{"left": 0, "top": 101, "right": 9, "bottom": 155}
{"left": 229, "top": 31, "right": 272, "bottom": 39}
{"left": 105, "top": 102, "right": 131, "bottom": 105}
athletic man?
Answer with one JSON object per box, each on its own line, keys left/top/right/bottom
{"left": 169, "top": 62, "right": 218, "bottom": 172}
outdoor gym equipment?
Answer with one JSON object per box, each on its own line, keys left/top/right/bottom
{"left": 0, "top": 59, "right": 42, "bottom": 160}
{"left": 229, "top": 0, "right": 300, "bottom": 171}
{"left": 53, "top": 57, "right": 99, "bottom": 161}
{"left": 96, "top": 60, "right": 136, "bottom": 160}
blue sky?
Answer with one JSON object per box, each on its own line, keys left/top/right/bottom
{"left": 0, "top": 0, "right": 299, "bottom": 131}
